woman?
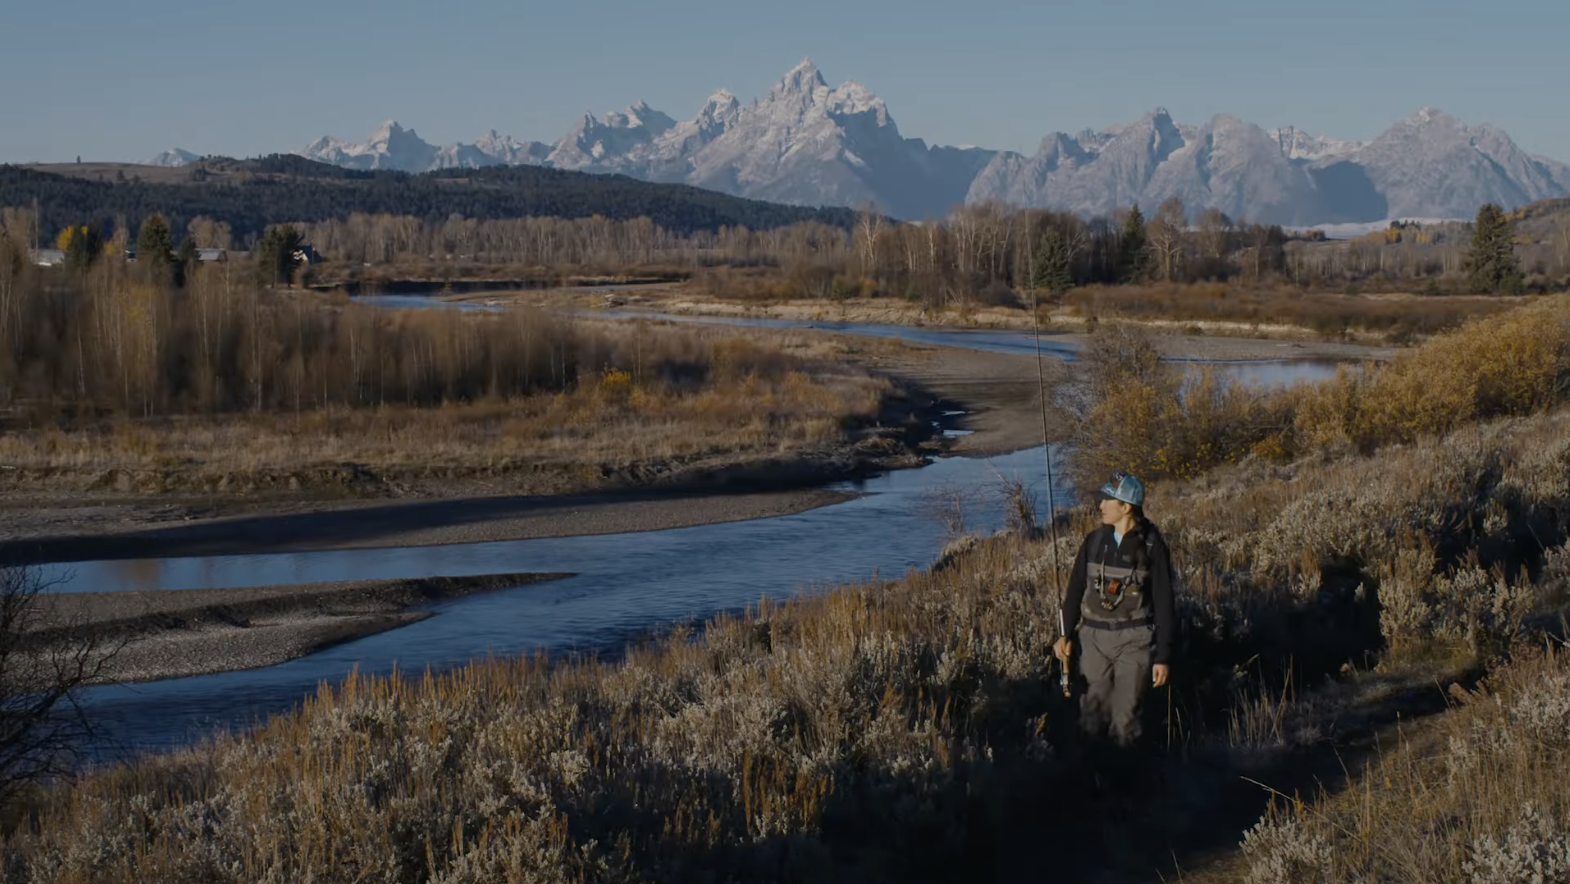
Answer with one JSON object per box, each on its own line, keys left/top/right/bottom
{"left": 1052, "top": 470, "right": 1176, "bottom": 748}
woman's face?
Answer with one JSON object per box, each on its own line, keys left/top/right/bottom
{"left": 1099, "top": 496, "right": 1131, "bottom": 526}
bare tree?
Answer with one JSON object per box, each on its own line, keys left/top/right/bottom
{"left": 854, "top": 201, "right": 885, "bottom": 279}
{"left": 1147, "top": 197, "right": 1189, "bottom": 282}
{"left": 0, "top": 566, "right": 121, "bottom": 805}
{"left": 1195, "top": 207, "right": 1233, "bottom": 278}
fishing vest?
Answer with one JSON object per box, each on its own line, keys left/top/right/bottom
{"left": 1081, "top": 527, "right": 1157, "bottom": 630}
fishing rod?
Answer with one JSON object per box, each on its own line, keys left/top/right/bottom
{"left": 1026, "top": 232, "right": 1070, "bottom": 699}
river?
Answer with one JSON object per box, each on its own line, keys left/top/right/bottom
{"left": 51, "top": 305, "right": 1341, "bottom": 761}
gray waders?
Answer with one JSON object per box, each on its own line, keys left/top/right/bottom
{"left": 1077, "top": 622, "right": 1154, "bottom": 747}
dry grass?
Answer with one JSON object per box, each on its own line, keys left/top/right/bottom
{"left": 1065, "top": 283, "right": 1523, "bottom": 343}
{"left": 3, "top": 289, "right": 1568, "bottom": 881}
{"left": 679, "top": 270, "right": 1521, "bottom": 344}
{"left": 3, "top": 379, "right": 1568, "bottom": 879}
{"left": 1228, "top": 643, "right": 1570, "bottom": 884}
{"left": 0, "top": 318, "right": 904, "bottom": 498}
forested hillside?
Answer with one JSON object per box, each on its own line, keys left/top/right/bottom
{"left": 0, "top": 157, "right": 862, "bottom": 244}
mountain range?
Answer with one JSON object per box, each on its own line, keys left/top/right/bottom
{"left": 149, "top": 58, "right": 1570, "bottom": 227}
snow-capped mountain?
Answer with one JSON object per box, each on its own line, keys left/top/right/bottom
{"left": 148, "top": 148, "right": 199, "bottom": 167}
{"left": 1326, "top": 107, "right": 1570, "bottom": 220}
{"left": 968, "top": 106, "right": 1570, "bottom": 225}
{"left": 546, "top": 102, "right": 678, "bottom": 171}
{"left": 273, "top": 60, "right": 1570, "bottom": 225}
{"left": 430, "top": 131, "right": 550, "bottom": 170}
{"left": 675, "top": 58, "right": 994, "bottom": 219}
{"left": 300, "top": 120, "right": 446, "bottom": 171}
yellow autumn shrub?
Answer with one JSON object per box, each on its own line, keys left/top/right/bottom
{"left": 1294, "top": 298, "right": 1570, "bottom": 451}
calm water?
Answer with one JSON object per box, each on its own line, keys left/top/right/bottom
{"left": 61, "top": 304, "right": 1342, "bottom": 759}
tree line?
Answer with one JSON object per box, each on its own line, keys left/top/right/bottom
{"left": 5, "top": 183, "right": 1560, "bottom": 303}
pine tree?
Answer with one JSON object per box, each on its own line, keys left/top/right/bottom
{"left": 136, "top": 213, "right": 175, "bottom": 285}
{"left": 1033, "top": 226, "right": 1074, "bottom": 295}
{"left": 136, "top": 214, "right": 173, "bottom": 264}
{"left": 1116, "top": 205, "right": 1150, "bottom": 284}
{"left": 254, "top": 224, "right": 303, "bottom": 288}
{"left": 1464, "top": 203, "right": 1524, "bottom": 295}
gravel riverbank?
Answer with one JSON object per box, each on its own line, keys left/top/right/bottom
{"left": 29, "top": 572, "right": 569, "bottom": 682}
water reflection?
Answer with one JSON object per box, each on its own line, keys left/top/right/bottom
{"left": 76, "top": 445, "right": 1064, "bottom": 756}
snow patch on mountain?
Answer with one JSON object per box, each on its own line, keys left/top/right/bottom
{"left": 148, "top": 148, "right": 199, "bottom": 167}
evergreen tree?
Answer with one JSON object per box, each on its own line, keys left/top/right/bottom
{"left": 1033, "top": 226, "right": 1074, "bottom": 295}
{"left": 1116, "top": 205, "right": 1150, "bottom": 283}
{"left": 136, "top": 213, "right": 175, "bottom": 285}
{"left": 254, "top": 224, "right": 303, "bottom": 288}
{"left": 1464, "top": 203, "right": 1524, "bottom": 295}
{"left": 136, "top": 213, "right": 174, "bottom": 264}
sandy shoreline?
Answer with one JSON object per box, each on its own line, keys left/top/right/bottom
{"left": 31, "top": 572, "right": 569, "bottom": 683}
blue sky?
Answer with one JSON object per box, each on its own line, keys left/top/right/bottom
{"left": 3, "top": 0, "right": 1565, "bottom": 163}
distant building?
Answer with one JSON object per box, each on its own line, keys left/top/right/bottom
{"left": 28, "top": 248, "right": 65, "bottom": 266}
{"left": 196, "top": 248, "right": 227, "bottom": 263}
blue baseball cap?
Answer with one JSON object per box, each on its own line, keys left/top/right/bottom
{"left": 1099, "top": 471, "right": 1145, "bottom": 506}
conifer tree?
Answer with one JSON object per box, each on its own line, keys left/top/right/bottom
{"left": 136, "top": 213, "right": 175, "bottom": 285}
{"left": 254, "top": 224, "right": 303, "bottom": 288}
{"left": 1034, "top": 226, "right": 1074, "bottom": 294}
{"left": 1116, "top": 205, "right": 1150, "bottom": 283}
{"left": 1464, "top": 203, "right": 1524, "bottom": 295}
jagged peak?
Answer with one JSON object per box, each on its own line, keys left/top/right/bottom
{"left": 777, "top": 56, "right": 827, "bottom": 93}
{"left": 787, "top": 56, "right": 819, "bottom": 75}
{"left": 829, "top": 78, "right": 885, "bottom": 115}
{"left": 699, "top": 89, "right": 741, "bottom": 117}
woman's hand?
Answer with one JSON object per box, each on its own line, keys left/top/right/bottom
{"left": 1053, "top": 637, "right": 1073, "bottom": 662}
{"left": 1151, "top": 664, "right": 1170, "bottom": 687}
